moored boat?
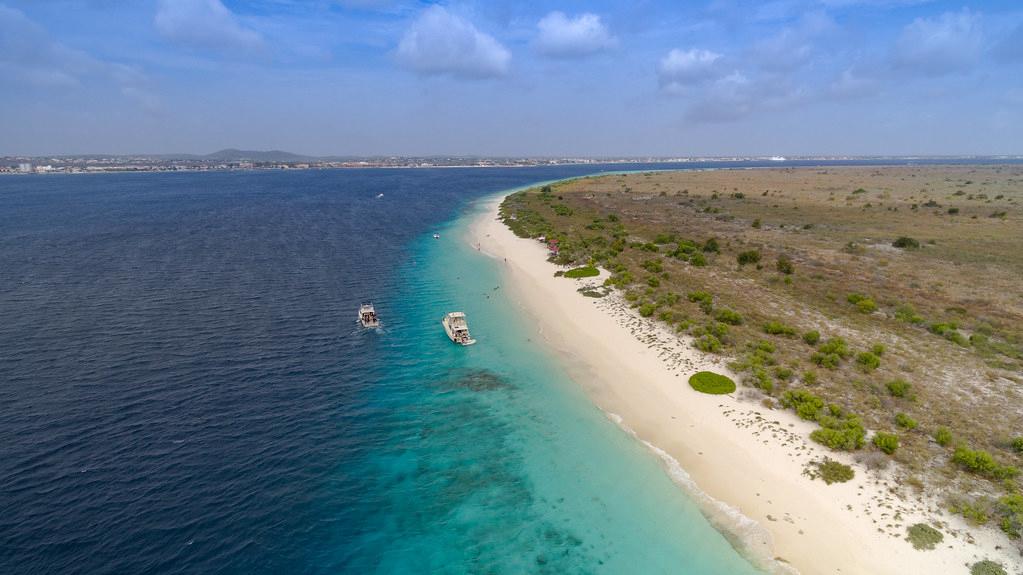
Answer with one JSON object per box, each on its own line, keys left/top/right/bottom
{"left": 441, "top": 312, "right": 476, "bottom": 346}
{"left": 358, "top": 303, "right": 380, "bottom": 328}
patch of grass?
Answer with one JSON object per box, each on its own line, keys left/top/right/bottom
{"left": 694, "top": 334, "right": 722, "bottom": 353}
{"left": 971, "top": 560, "right": 1007, "bottom": 575}
{"left": 776, "top": 254, "right": 794, "bottom": 275}
{"left": 688, "top": 371, "right": 736, "bottom": 394}
{"left": 802, "top": 330, "right": 820, "bottom": 345}
{"left": 1012, "top": 437, "right": 1023, "bottom": 453}
{"left": 856, "top": 351, "right": 881, "bottom": 371}
{"left": 906, "top": 523, "right": 943, "bottom": 550}
{"left": 934, "top": 426, "right": 953, "bottom": 447}
{"left": 564, "top": 265, "right": 599, "bottom": 278}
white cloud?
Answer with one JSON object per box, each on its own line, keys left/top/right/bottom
{"left": 534, "top": 12, "right": 616, "bottom": 58}
{"left": 753, "top": 11, "right": 836, "bottom": 72}
{"left": 155, "top": 0, "right": 264, "bottom": 55}
{"left": 0, "top": 4, "right": 158, "bottom": 110}
{"left": 894, "top": 9, "right": 983, "bottom": 76}
{"left": 395, "top": 5, "right": 510, "bottom": 79}
{"left": 657, "top": 48, "right": 723, "bottom": 94}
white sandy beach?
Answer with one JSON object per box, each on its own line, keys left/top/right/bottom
{"left": 470, "top": 195, "right": 1021, "bottom": 575}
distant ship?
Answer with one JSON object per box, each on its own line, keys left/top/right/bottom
{"left": 433, "top": 233, "right": 440, "bottom": 239}
{"left": 358, "top": 304, "right": 380, "bottom": 328}
{"left": 769, "top": 156, "right": 787, "bottom": 161}
{"left": 375, "top": 193, "right": 384, "bottom": 198}
{"left": 441, "top": 312, "right": 476, "bottom": 346}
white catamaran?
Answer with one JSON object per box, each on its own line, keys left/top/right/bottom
{"left": 441, "top": 312, "right": 476, "bottom": 346}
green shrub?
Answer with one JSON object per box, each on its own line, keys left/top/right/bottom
{"left": 751, "top": 218, "right": 761, "bottom": 229}
{"left": 762, "top": 321, "right": 795, "bottom": 336}
{"left": 702, "top": 238, "right": 719, "bottom": 253}
{"left": 811, "top": 352, "right": 842, "bottom": 369}
{"left": 552, "top": 204, "right": 573, "bottom": 216}
{"left": 773, "top": 366, "right": 793, "bottom": 381}
{"left": 640, "top": 259, "right": 663, "bottom": 273}
{"left": 802, "top": 330, "right": 820, "bottom": 345}
{"left": 688, "top": 371, "right": 736, "bottom": 394}
{"left": 895, "top": 413, "right": 918, "bottom": 430}
{"left": 870, "top": 343, "right": 885, "bottom": 356}
{"left": 856, "top": 351, "right": 880, "bottom": 371}
{"left": 934, "top": 427, "right": 953, "bottom": 447}
{"left": 737, "top": 250, "right": 761, "bottom": 266}
{"left": 689, "top": 251, "right": 707, "bottom": 266}
{"left": 687, "top": 291, "right": 713, "bottom": 306}
{"left": 802, "top": 370, "right": 818, "bottom": 385}
{"left": 856, "top": 298, "right": 877, "bottom": 313}
{"left": 564, "top": 266, "right": 599, "bottom": 278}
{"left": 811, "top": 416, "right": 866, "bottom": 451}
{"left": 886, "top": 379, "right": 912, "bottom": 398}
{"left": 970, "top": 560, "right": 1007, "bottom": 575}
{"left": 776, "top": 255, "right": 794, "bottom": 275}
{"left": 1012, "top": 437, "right": 1023, "bottom": 453}
{"left": 895, "top": 304, "right": 924, "bottom": 324}
{"left": 906, "top": 523, "right": 943, "bottom": 550}
{"left": 653, "top": 233, "right": 677, "bottom": 245}
{"left": 893, "top": 236, "right": 920, "bottom": 249}
{"left": 695, "top": 334, "right": 722, "bottom": 353}
{"left": 818, "top": 337, "right": 851, "bottom": 358}
{"left": 781, "top": 390, "right": 824, "bottom": 421}
{"left": 874, "top": 432, "right": 899, "bottom": 454}
{"left": 714, "top": 308, "right": 744, "bottom": 325}
{"left": 639, "top": 303, "right": 656, "bottom": 317}
{"left": 953, "top": 447, "right": 1020, "bottom": 480}
{"left": 647, "top": 276, "right": 660, "bottom": 288}
{"left": 809, "top": 458, "right": 855, "bottom": 484}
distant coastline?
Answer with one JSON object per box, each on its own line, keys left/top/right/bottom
{"left": 2, "top": 152, "right": 1022, "bottom": 176}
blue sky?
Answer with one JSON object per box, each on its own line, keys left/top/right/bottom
{"left": 1, "top": 0, "right": 1021, "bottom": 156}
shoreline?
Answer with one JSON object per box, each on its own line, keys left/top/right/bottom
{"left": 469, "top": 192, "right": 1021, "bottom": 575}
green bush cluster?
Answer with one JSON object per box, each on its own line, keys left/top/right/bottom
{"left": 695, "top": 334, "right": 722, "bottom": 353}
{"left": 809, "top": 458, "right": 855, "bottom": 484}
{"left": 776, "top": 254, "right": 794, "bottom": 275}
{"left": 895, "top": 413, "right": 918, "bottom": 430}
{"left": 929, "top": 322, "right": 969, "bottom": 346}
{"left": 934, "top": 427, "right": 953, "bottom": 447}
{"left": 687, "top": 290, "right": 714, "bottom": 314}
{"left": 811, "top": 414, "right": 866, "bottom": 451}
{"left": 702, "top": 238, "right": 719, "bottom": 253}
{"left": 781, "top": 390, "right": 824, "bottom": 421}
{"left": 1012, "top": 437, "right": 1023, "bottom": 453}
{"left": 763, "top": 321, "right": 796, "bottom": 336}
{"left": 895, "top": 304, "right": 924, "bottom": 324}
{"left": 639, "top": 303, "right": 656, "bottom": 317}
{"left": 893, "top": 236, "right": 920, "bottom": 249}
{"left": 802, "top": 330, "right": 820, "bottom": 345}
{"left": 953, "top": 447, "right": 1020, "bottom": 480}
{"left": 714, "top": 308, "right": 744, "bottom": 325}
{"left": 640, "top": 259, "right": 663, "bottom": 273}
{"left": 856, "top": 351, "right": 880, "bottom": 371}
{"left": 886, "top": 378, "right": 912, "bottom": 398}
{"left": 737, "top": 250, "right": 761, "bottom": 266}
{"left": 812, "top": 337, "right": 851, "bottom": 369}
{"left": 874, "top": 432, "right": 899, "bottom": 454}
{"left": 847, "top": 293, "right": 878, "bottom": 313}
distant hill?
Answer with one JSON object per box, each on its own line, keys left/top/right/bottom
{"left": 201, "top": 149, "right": 318, "bottom": 162}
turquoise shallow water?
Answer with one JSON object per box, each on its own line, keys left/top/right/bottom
{"left": 337, "top": 196, "right": 763, "bottom": 573}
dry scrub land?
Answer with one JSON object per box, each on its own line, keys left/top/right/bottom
{"left": 500, "top": 165, "right": 1023, "bottom": 550}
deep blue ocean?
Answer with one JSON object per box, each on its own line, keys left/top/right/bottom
{"left": 1, "top": 160, "right": 1017, "bottom": 574}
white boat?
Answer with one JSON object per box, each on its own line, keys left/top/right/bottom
{"left": 376, "top": 193, "right": 384, "bottom": 199}
{"left": 441, "top": 312, "right": 476, "bottom": 346}
{"left": 433, "top": 233, "right": 440, "bottom": 239}
{"left": 358, "top": 303, "right": 380, "bottom": 328}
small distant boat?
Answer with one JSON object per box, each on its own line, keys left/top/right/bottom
{"left": 375, "top": 193, "right": 384, "bottom": 199}
{"left": 358, "top": 303, "right": 380, "bottom": 328}
{"left": 441, "top": 312, "right": 476, "bottom": 346}
{"left": 433, "top": 233, "right": 440, "bottom": 239}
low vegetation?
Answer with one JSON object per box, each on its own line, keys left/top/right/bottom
{"left": 499, "top": 165, "right": 1023, "bottom": 552}
{"left": 563, "top": 265, "right": 600, "bottom": 278}
{"left": 906, "top": 523, "right": 944, "bottom": 550}
{"left": 688, "top": 371, "right": 737, "bottom": 394}
{"left": 805, "top": 457, "right": 855, "bottom": 484}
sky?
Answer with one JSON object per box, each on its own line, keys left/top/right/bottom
{"left": 0, "top": 0, "right": 1021, "bottom": 157}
